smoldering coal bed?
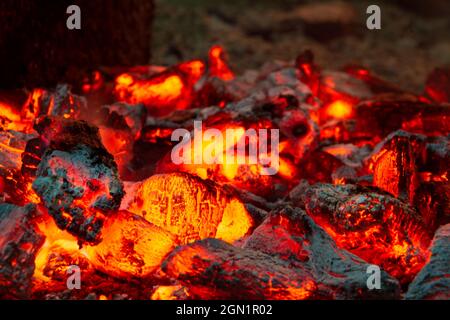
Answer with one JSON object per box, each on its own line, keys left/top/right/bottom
{"left": 0, "top": 46, "right": 449, "bottom": 300}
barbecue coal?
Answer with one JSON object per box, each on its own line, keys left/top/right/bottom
{"left": 85, "top": 210, "right": 175, "bottom": 279}
{"left": 302, "top": 183, "right": 431, "bottom": 284}
{"left": 370, "top": 130, "right": 426, "bottom": 202}
{"left": 0, "top": 204, "right": 44, "bottom": 299}
{"left": 161, "top": 207, "right": 400, "bottom": 299}
{"left": 30, "top": 117, "right": 124, "bottom": 244}
{"left": 406, "top": 224, "right": 450, "bottom": 299}
{"left": 0, "top": 46, "right": 448, "bottom": 300}
{"left": 127, "top": 172, "right": 253, "bottom": 245}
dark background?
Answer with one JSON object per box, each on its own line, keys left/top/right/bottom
{"left": 152, "top": 0, "right": 450, "bottom": 92}
{"left": 0, "top": 0, "right": 448, "bottom": 92}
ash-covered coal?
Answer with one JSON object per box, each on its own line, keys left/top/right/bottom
{"left": 406, "top": 224, "right": 450, "bottom": 299}
{"left": 161, "top": 207, "right": 400, "bottom": 299}
{"left": 302, "top": 183, "right": 430, "bottom": 284}
{"left": 30, "top": 117, "right": 124, "bottom": 244}
{"left": 0, "top": 204, "right": 44, "bottom": 299}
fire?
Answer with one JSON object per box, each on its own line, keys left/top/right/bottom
{"left": 325, "top": 100, "right": 353, "bottom": 119}
{"left": 115, "top": 73, "right": 186, "bottom": 114}
{"left": 85, "top": 210, "right": 175, "bottom": 279}
{"left": 151, "top": 285, "right": 188, "bottom": 300}
{"left": 157, "top": 121, "right": 294, "bottom": 196}
{"left": 0, "top": 102, "right": 27, "bottom": 132}
{"left": 208, "top": 45, "right": 234, "bottom": 81}
{"left": 304, "top": 184, "right": 430, "bottom": 284}
{"left": 127, "top": 172, "right": 253, "bottom": 245}
{"left": 33, "top": 211, "right": 83, "bottom": 282}
{"left": 0, "top": 44, "right": 448, "bottom": 300}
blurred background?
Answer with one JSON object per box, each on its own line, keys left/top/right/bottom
{"left": 152, "top": 0, "right": 450, "bottom": 92}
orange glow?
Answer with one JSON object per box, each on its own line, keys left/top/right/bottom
{"left": 127, "top": 172, "right": 253, "bottom": 245}
{"left": 151, "top": 285, "right": 188, "bottom": 300}
{"left": 85, "top": 210, "right": 176, "bottom": 279}
{"left": 21, "top": 89, "right": 45, "bottom": 121}
{"left": 115, "top": 72, "right": 189, "bottom": 116}
{"left": 117, "top": 74, "right": 184, "bottom": 103}
{"left": 0, "top": 102, "right": 20, "bottom": 122}
{"left": 308, "top": 197, "right": 429, "bottom": 284}
{"left": 33, "top": 212, "right": 83, "bottom": 282}
{"left": 325, "top": 100, "right": 353, "bottom": 119}
{"left": 323, "top": 144, "right": 354, "bottom": 158}
{"left": 208, "top": 45, "right": 234, "bottom": 81}
{"left": 98, "top": 127, "right": 133, "bottom": 175}
{"left": 178, "top": 59, "right": 206, "bottom": 84}
{"left": 157, "top": 122, "right": 292, "bottom": 195}
{"left": 0, "top": 102, "right": 27, "bottom": 131}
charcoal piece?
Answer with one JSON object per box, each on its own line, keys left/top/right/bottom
{"left": 0, "top": 204, "right": 45, "bottom": 299}
{"left": 303, "top": 183, "right": 430, "bottom": 284}
{"left": 85, "top": 211, "right": 176, "bottom": 279}
{"left": 100, "top": 102, "right": 147, "bottom": 136}
{"left": 370, "top": 130, "right": 426, "bottom": 202}
{"left": 151, "top": 285, "right": 190, "bottom": 300}
{"left": 127, "top": 172, "right": 253, "bottom": 245}
{"left": 422, "top": 135, "right": 450, "bottom": 178}
{"left": 31, "top": 117, "right": 123, "bottom": 244}
{"left": 352, "top": 99, "right": 450, "bottom": 138}
{"left": 161, "top": 238, "right": 319, "bottom": 300}
{"left": 406, "top": 224, "right": 450, "bottom": 299}
{"left": 319, "top": 71, "right": 373, "bottom": 104}
{"left": 0, "top": 130, "right": 33, "bottom": 171}
{"left": 297, "top": 150, "right": 343, "bottom": 183}
{"left": 289, "top": 179, "right": 311, "bottom": 208}
{"left": 0, "top": 0, "right": 153, "bottom": 89}
{"left": 277, "top": 109, "right": 319, "bottom": 162}
{"left": 414, "top": 182, "right": 450, "bottom": 232}
{"left": 331, "top": 165, "right": 358, "bottom": 185}
{"left": 243, "top": 207, "right": 400, "bottom": 299}
{"left": 425, "top": 68, "right": 450, "bottom": 103}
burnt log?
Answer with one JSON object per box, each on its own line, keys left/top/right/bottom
{"left": 0, "top": 0, "right": 153, "bottom": 89}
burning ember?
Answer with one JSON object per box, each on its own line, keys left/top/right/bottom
{"left": 0, "top": 45, "right": 449, "bottom": 300}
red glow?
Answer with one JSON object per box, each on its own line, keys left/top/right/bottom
{"left": 208, "top": 45, "right": 234, "bottom": 81}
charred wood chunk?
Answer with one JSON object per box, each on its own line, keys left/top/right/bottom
{"left": 422, "top": 135, "right": 449, "bottom": 179}
{"left": 161, "top": 238, "right": 318, "bottom": 300}
{"left": 85, "top": 211, "right": 176, "bottom": 279}
{"left": 303, "top": 183, "right": 431, "bottom": 284}
{"left": 243, "top": 207, "right": 400, "bottom": 299}
{"left": 297, "top": 150, "right": 343, "bottom": 183}
{"left": 406, "top": 224, "right": 450, "bottom": 299}
{"left": 31, "top": 118, "right": 123, "bottom": 244}
{"left": 0, "top": 204, "right": 44, "bottom": 299}
{"left": 370, "top": 130, "right": 426, "bottom": 202}
{"left": 352, "top": 99, "right": 450, "bottom": 138}
{"left": 414, "top": 182, "right": 450, "bottom": 233}
{"left": 100, "top": 102, "right": 147, "bottom": 136}
{"left": 127, "top": 172, "right": 253, "bottom": 245}
{"left": 22, "top": 85, "right": 87, "bottom": 122}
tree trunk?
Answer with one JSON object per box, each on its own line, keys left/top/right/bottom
{"left": 0, "top": 0, "right": 153, "bottom": 89}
